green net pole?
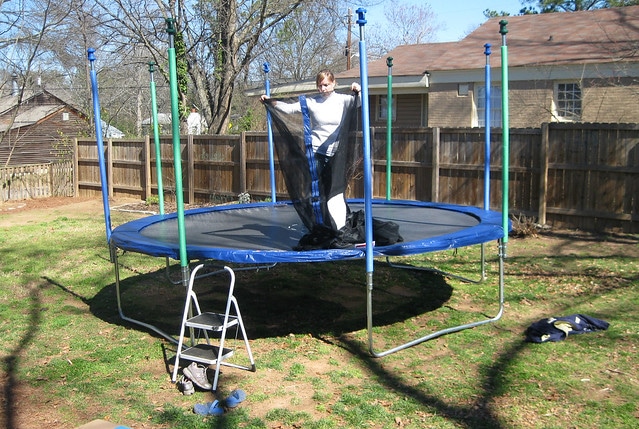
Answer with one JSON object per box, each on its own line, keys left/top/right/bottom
{"left": 500, "top": 20, "right": 509, "bottom": 245}
{"left": 166, "top": 18, "right": 188, "bottom": 274}
{"left": 148, "top": 62, "right": 165, "bottom": 215}
{"left": 386, "top": 57, "right": 393, "bottom": 200}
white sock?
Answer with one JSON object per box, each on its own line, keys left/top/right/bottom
{"left": 327, "top": 193, "right": 347, "bottom": 230}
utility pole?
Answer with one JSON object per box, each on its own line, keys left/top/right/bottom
{"left": 346, "top": 8, "right": 352, "bottom": 70}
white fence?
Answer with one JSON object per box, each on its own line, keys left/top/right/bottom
{"left": 1, "top": 161, "right": 74, "bottom": 202}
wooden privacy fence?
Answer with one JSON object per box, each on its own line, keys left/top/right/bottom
{"left": 1, "top": 161, "right": 74, "bottom": 202}
{"left": 74, "top": 122, "right": 639, "bottom": 232}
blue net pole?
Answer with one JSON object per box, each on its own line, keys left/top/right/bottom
{"left": 148, "top": 62, "right": 165, "bottom": 215}
{"left": 356, "top": 8, "right": 373, "bottom": 275}
{"left": 87, "top": 48, "right": 112, "bottom": 243}
{"left": 499, "top": 21, "right": 510, "bottom": 245}
{"left": 484, "top": 44, "right": 491, "bottom": 211}
{"left": 263, "top": 62, "right": 277, "bottom": 203}
{"left": 386, "top": 57, "right": 393, "bottom": 200}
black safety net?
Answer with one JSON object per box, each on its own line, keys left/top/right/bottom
{"left": 264, "top": 93, "right": 402, "bottom": 250}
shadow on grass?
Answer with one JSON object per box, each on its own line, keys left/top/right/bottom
{"left": 337, "top": 333, "right": 527, "bottom": 429}
{"left": 1, "top": 286, "right": 42, "bottom": 429}
{"left": 86, "top": 259, "right": 453, "bottom": 339}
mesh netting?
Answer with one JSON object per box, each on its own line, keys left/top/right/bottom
{"left": 264, "top": 93, "right": 402, "bottom": 250}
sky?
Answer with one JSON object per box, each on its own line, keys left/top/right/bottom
{"left": 365, "top": 0, "right": 526, "bottom": 42}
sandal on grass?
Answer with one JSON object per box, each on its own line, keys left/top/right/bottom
{"left": 193, "top": 399, "right": 224, "bottom": 416}
{"left": 224, "top": 389, "right": 247, "bottom": 408}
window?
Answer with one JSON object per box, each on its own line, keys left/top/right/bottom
{"left": 476, "top": 85, "right": 502, "bottom": 128}
{"left": 555, "top": 83, "right": 582, "bottom": 121}
{"left": 377, "top": 95, "right": 396, "bottom": 121}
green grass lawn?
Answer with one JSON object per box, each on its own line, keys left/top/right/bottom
{"left": 1, "top": 199, "right": 638, "bottom": 429}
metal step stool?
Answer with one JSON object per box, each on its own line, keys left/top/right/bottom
{"left": 171, "top": 264, "right": 255, "bottom": 391}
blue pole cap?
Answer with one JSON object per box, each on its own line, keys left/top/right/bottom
{"left": 356, "top": 8, "right": 367, "bottom": 26}
{"left": 263, "top": 62, "right": 270, "bottom": 74}
{"left": 87, "top": 48, "right": 96, "bottom": 62}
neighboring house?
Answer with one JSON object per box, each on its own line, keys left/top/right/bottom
{"left": 142, "top": 113, "right": 172, "bottom": 134}
{"left": 0, "top": 86, "right": 92, "bottom": 166}
{"left": 254, "top": 6, "right": 639, "bottom": 129}
{"left": 103, "top": 121, "right": 125, "bottom": 139}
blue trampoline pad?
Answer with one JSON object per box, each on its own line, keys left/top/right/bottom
{"left": 109, "top": 199, "right": 506, "bottom": 264}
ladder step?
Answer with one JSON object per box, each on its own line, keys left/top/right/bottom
{"left": 186, "top": 312, "right": 239, "bottom": 330}
{"left": 180, "top": 344, "right": 234, "bottom": 365}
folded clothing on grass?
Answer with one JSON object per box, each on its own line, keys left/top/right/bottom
{"left": 525, "top": 314, "right": 610, "bottom": 343}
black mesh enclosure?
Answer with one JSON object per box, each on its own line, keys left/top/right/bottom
{"left": 264, "top": 93, "right": 402, "bottom": 250}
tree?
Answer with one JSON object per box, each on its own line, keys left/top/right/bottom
{"left": 251, "top": 0, "right": 347, "bottom": 84}
{"left": 367, "top": 0, "right": 442, "bottom": 58}
{"left": 0, "top": 0, "right": 75, "bottom": 166}
{"left": 89, "top": 0, "right": 306, "bottom": 135}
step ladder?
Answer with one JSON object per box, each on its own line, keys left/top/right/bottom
{"left": 171, "top": 264, "right": 256, "bottom": 391}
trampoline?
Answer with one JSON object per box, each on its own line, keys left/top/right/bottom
{"left": 89, "top": 12, "right": 512, "bottom": 359}
{"left": 107, "top": 198, "right": 508, "bottom": 356}
{"left": 110, "top": 199, "right": 504, "bottom": 264}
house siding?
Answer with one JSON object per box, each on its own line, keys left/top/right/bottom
{"left": 426, "top": 83, "right": 474, "bottom": 127}
{"left": 581, "top": 77, "right": 639, "bottom": 123}
{"left": 508, "top": 81, "right": 554, "bottom": 128}
{"left": 370, "top": 94, "right": 424, "bottom": 128}
{"left": 385, "top": 76, "right": 639, "bottom": 129}
{"left": 1, "top": 91, "right": 91, "bottom": 166}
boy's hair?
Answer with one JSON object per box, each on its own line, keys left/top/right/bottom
{"left": 316, "top": 69, "right": 335, "bottom": 86}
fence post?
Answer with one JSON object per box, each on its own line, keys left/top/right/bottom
{"left": 432, "top": 127, "right": 440, "bottom": 202}
{"left": 107, "top": 138, "right": 113, "bottom": 198}
{"left": 73, "top": 138, "right": 79, "bottom": 197}
{"left": 48, "top": 162, "right": 54, "bottom": 197}
{"left": 144, "top": 135, "right": 151, "bottom": 201}
{"left": 187, "top": 135, "right": 194, "bottom": 204}
{"left": 239, "top": 132, "right": 247, "bottom": 194}
{"left": 369, "top": 127, "right": 376, "bottom": 196}
{"left": 538, "top": 122, "right": 549, "bottom": 225}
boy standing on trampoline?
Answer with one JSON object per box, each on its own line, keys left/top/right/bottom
{"left": 261, "top": 70, "right": 361, "bottom": 245}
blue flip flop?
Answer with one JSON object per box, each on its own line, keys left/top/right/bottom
{"left": 224, "top": 389, "right": 247, "bottom": 408}
{"left": 193, "top": 399, "right": 225, "bottom": 416}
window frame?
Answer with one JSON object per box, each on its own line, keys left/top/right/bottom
{"left": 475, "top": 85, "right": 502, "bottom": 128}
{"left": 554, "top": 82, "right": 582, "bottom": 122}
{"left": 377, "top": 95, "right": 397, "bottom": 122}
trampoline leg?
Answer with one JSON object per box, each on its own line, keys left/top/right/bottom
{"left": 481, "top": 243, "right": 487, "bottom": 281}
{"left": 112, "top": 245, "right": 179, "bottom": 345}
{"left": 368, "top": 240, "right": 506, "bottom": 358}
{"left": 385, "top": 240, "right": 494, "bottom": 284}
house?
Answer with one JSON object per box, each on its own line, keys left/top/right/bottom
{"left": 255, "top": 6, "right": 639, "bottom": 129}
{"left": 142, "top": 113, "right": 172, "bottom": 134}
{"left": 0, "top": 85, "right": 92, "bottom": 166}
{"left": 102, "top": 121, "right": 125, "bottom": 139}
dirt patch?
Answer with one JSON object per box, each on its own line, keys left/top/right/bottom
{"left": 0, "top": 196, "right": 100, "bottom": 212}
{"left": 0, "top": 197, "right": 108, "bottom": 227}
